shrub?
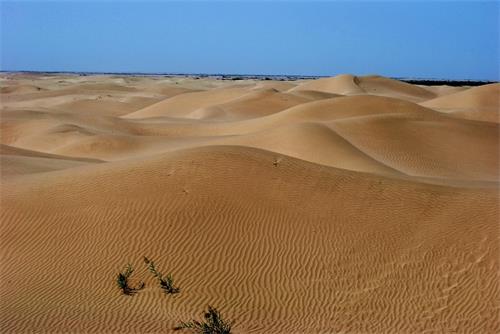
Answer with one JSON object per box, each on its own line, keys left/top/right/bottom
{"left": 144, "top": 256, "right": 180, "bottom": 294}
{"left": 174, "top": 306, "right": 232, "bottom": 333}
{"left": 116, "top": 264, "right": 144, "bottom": 295}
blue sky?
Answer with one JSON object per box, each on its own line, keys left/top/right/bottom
{"left": 1, "top": 1, "right": 498, "bottom": 80}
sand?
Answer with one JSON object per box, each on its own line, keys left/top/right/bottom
{"left": 0, "top": 73, "right": 499, "bottom": 333}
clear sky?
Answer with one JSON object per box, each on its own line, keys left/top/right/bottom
{"left": 1, "top": 1, "right": 498, "bottom": 80}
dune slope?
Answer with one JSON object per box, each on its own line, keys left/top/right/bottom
{"left": 2, "top": 146, "right": 499, "bottom": 333}
{"left": 420, "top": 83, "right": 500, "bottom": 123}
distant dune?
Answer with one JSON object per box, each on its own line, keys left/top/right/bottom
{"left": 421, "top": 83, "right": 500, "bottom": 123}
{"left": 1, "top": 74, "right": 499, "bottom": 333}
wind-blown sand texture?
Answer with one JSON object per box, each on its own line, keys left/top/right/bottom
{"left": 1, "top": 73, "right": 499, "bottom": 333}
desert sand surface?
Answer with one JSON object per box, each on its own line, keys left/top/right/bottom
{"left": 0, "top": 73, "right": 499, "bottom": 333}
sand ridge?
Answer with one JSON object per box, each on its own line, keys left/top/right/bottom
{"left": 0, "top": 74, "right": 499, "bottom": 333}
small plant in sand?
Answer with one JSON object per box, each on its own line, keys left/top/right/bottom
{"left": 144, "top": 256, "right": 180, "bottom": 294}
{"left": 116, "top": 264, "right": 145, "bottom": 295}
{"left": 174, "top": 306, "right": 232, "bottom": 333}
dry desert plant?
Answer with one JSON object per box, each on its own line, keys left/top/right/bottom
{"left": 144, "top": 256, "right": 180, "bottom": 294}
{"left": 174, "top": 305, "right": 232, "bottom": 333}
{"left": 116, "top": 264, "right": 144, "bottom": 295}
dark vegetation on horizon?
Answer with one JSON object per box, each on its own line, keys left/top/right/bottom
{"left": 400, "top": 78, "right": 494, "bottom": 87}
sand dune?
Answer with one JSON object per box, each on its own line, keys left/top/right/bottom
{"left": 421, "top": 83, "right": 500, "bottom": 123}
{"left": 0, "top": 84, "right": 45, "bottom": 95}
{"left": 124, "top": 87, "right": 252, "bottom": 119}
{"left": 186, "top": 88, "right": 312, "bottom": 120}
{"left": 1, "top": 154, "right": 96, "bottom": 177}
{"left": 0, "top": 74, "right": 499, "bottom": 333}
{"left": 0, "top": 144, "right": 102, "bottom": 177}
{"left": 0, "top": 144, "right": 102, "bottom": 162}
{"left": 356, "top": 75, "right": 437, "bottom": 102}
{"left": 331, "top": 114, "right": 499, "bottom": 181}
{"left": 290, "top": 74, "right": 366, "bottom": 95}
{"left": 51, "top": 96, "right": 164, "bottom": 117}
{"left": 289, "top": 74, "right": 437, "bottom": 102}
{"left": 212, "top": 122, "right": 404, "bottom": 176}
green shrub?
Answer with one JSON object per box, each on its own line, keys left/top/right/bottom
{"left": 116, "top": 264, "right": 144, "bottom": 295}
{"left": 174, "top": 306, "right": 232, "bottom": 333}
{"left": 144, "top": 256, "right": 180, "bottom": 294}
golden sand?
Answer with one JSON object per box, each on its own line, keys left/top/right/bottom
{"left": 1, "top": 74, "right": 499, "bottom": 333}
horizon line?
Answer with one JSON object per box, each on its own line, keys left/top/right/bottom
{"left": 0, "top": 69, "right": 497, "bottom": 84}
